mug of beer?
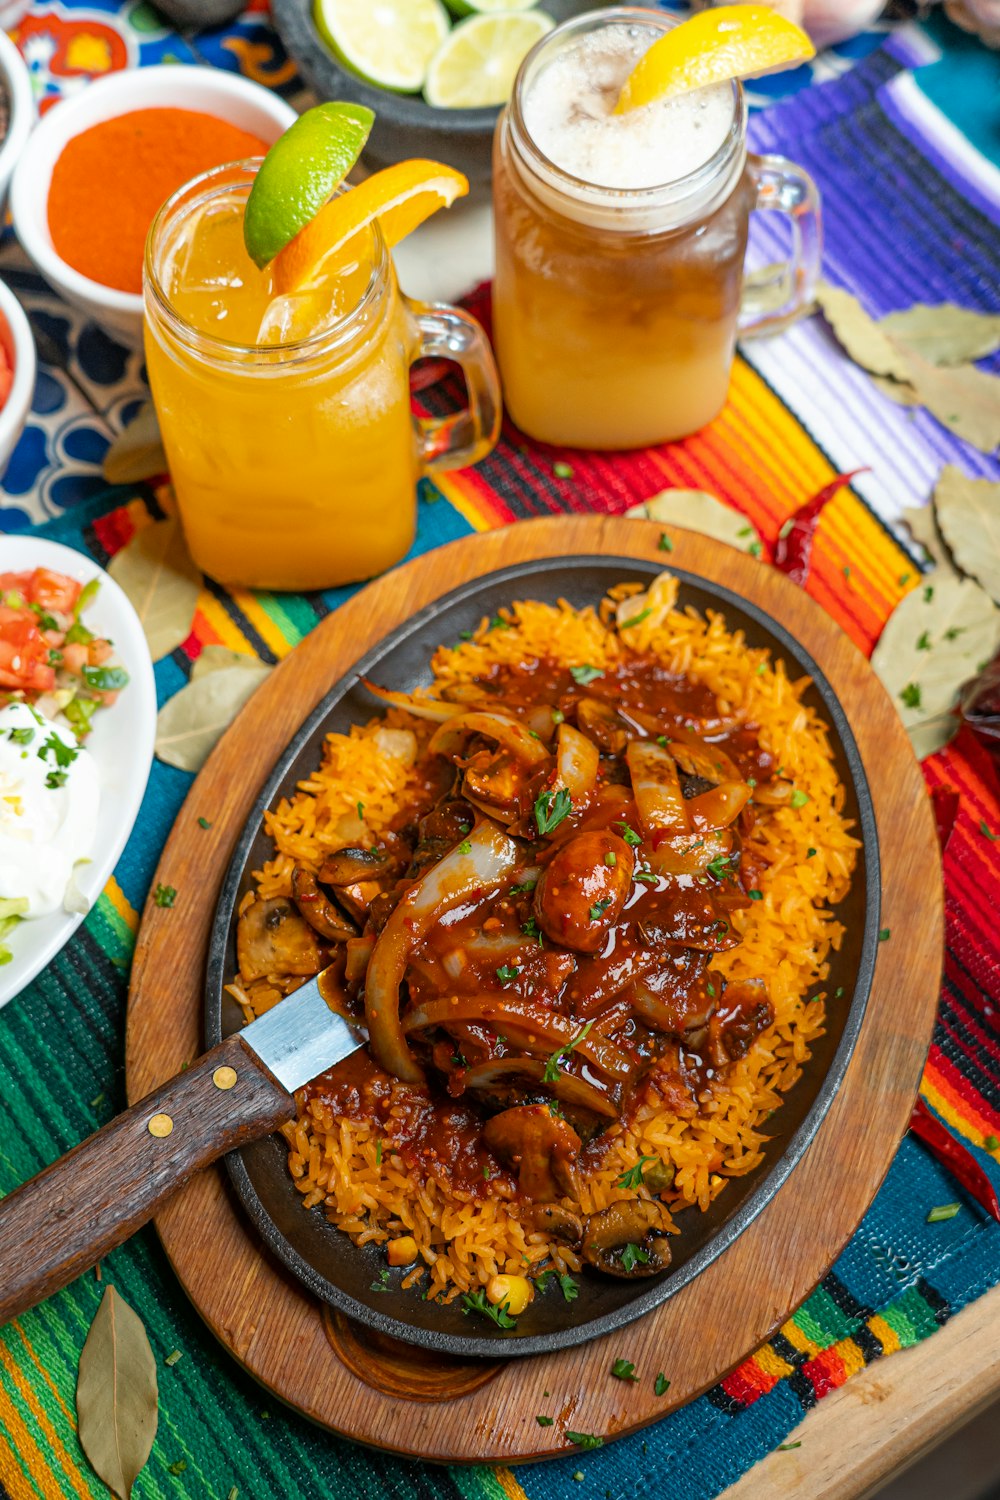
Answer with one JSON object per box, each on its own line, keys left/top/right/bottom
{"left": 492, "top": 7, "right": 821, "bottom": 450}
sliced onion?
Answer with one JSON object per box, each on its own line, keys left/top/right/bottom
{"left": 556, "top": 721, "right": 599, "bottom": 800}
{"left": 364, "top": 818, "right": 520, "bottom": 1082}
{"left": 429, "top": 710, "right": 551, "bottom": 769}
{"left": 648, "top": 829, "right": 733, "bottom": 877}
{"left": 361, "top": 678, "right": 462, "bottom": 722}
{"left": 402, "top": 993, "right": 633, "bottom": 1079}
{"left": 687, "top": 782, "right": 752, "bottom": 833}
{"left": 460, "top": 1057, "right": 619, "bottom": 1119}
{"left": 344, "top": 934, "right": 373, "bottom": 986}
{"left": 626, "top": 740, "right": 688, "bottom": 834}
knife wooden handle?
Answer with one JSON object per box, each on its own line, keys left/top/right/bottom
{"left": 0, "top": 1035, "right": 294, "bottom": 1327}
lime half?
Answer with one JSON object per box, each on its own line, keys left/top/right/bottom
{"left": 424, "top": 11, "right": 554, "bottom": 109}
{"left": 243, "top": 102, "right": 373, "bottom": 269}
{"left": 316, "top": 0, "right": 450, "bottom": 93}
{"left": 444, "top": 0, "right": 540, "bottom": 15}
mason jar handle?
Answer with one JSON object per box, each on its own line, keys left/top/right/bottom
{"left": 407, "top": 299, "right": 501, "bottom": 474}
{"left": 739, "top": 152, "right": 822, "bottom": 339}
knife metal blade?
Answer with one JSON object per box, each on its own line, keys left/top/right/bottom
{"left": 242, "top": 971, "right": 369, "bottom": 1093}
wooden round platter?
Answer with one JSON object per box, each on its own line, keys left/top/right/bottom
{"left": 125, "top": 515, "right": 943, "bottom": 1463}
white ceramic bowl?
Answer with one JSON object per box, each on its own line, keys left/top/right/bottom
{"left": 0, "top": 277, "right": 36, "bottom": 479}
{"left": 11, "top": 65, "right": 297, "bottom": 350}
{"left": 0, "top": 30, "right": 34, "bottom": 222}
{"left": 0, "top": 536, "right": 157, "bottom": 1011}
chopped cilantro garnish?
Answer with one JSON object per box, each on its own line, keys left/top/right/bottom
{"left": 565, "top": 1432, "right": 604, "bottom": 1451}
{"left": 542, "top": 1021, "right": 594, "bottom": 1084}
{"left": 619, "top": 1242, "right": 650, "bottom": 1273}
{"left": 589, "top": 897, "right": 613, "bottom": 921}
{"left": 496, "top": 964, "right": 520, "bottom": 985}
{"left": 535, "top": 787, "right": 572, "bottom": 836}
{"left": 522, "top": 917, "right": 543, "bottom": 946}
{"left": 614, "top": 1155, "right": 657, "bottom": 1190}
{"left": 748, "top": 889, "right": 763, "bottom": 901}
{"left": 706, "top": 852, "right": 736, "bottom": 881}
{"left": 980, "top": 821, "right": 998, "bottom": 842}
{"left": 923, "top": 585, "right": 934, "bottom": 604}
{"left": 154, "top": 884, "right": 177, "bottom": 909}
{"left": 806, "top": 847, "right": 817, "bottom": 858}
{"left": 658, "top": 533, "right": 674, "bottom": 553}
{"left": 654, "top": 1373, "right": 670, "bottom": 1397}
{"left": 489, "top": 615, "right": 510, "bottom": 631}
{"left": 462, "top": 1288, "right": 517, "bottom": 1328}
{"left": 611, "top": 1358, "right": 638, "bottom": 1382}
{"left": 536, "top": 1415, "right": 554, "bottom": 1427}
{"left": 616, "top": 822, "right": 642, "bottom": 848}
{"left": 570, "top": 664, "right": 604, "bottom": 686}
{"left": 916, "top": 630, "right": 932, "bottom": 651}
{"left": 878, "top": 928, "right": 890, "bottom": 942}
{"left": 510, "top": 879, "right": 537, "bottom": 895}
{"left": 198, "top": 816, "right": 212, "bottom": 829}
{"left": 9, "top": 727, "right": 34, "bottom": 745}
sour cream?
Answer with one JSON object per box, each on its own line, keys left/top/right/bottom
{"left": 0, "top": 702, "right": 99, "bottom": 918}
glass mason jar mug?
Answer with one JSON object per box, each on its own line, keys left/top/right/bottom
{"left": 492, "top": 7, "right": 822, "bottom": 450}
{"left": 144, "top": 164, "right": 501, "bottom": 592}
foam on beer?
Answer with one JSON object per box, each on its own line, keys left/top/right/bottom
{"left": 523, "top": 24, "right": 734, "bottom": 192}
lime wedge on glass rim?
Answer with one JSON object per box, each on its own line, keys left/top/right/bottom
{"left": 242, "top": 101, "right": 374, "bottom": 269}
{"left": 315, "top": 0, "right": 450, "bottom": 93}
{"left": 424, "top": 11, "right": 554, "bottom": 110}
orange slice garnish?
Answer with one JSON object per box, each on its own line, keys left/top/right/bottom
{"left": 272, "top": 159, "right": 469, "bottom": 296}
{"left": 614, "top": 4, "right": 815, "bottom": 114}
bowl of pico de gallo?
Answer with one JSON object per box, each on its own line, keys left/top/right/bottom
{"left": 0, "top": 539, "right": 155, "bottom": 1007}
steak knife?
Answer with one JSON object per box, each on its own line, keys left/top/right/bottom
{"left": 0, "top": 972, "right": 367, "bottom": 1327}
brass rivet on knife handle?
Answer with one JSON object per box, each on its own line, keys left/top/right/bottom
{"left": 147, "top": 1114, "right": 174, "bottom": 1138}
{"left": 213, "top": 1066, "right": 238, "bottom": 1090}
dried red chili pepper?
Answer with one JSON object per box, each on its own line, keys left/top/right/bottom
{"left": 773, "top": 470, "right": 868, "bottom": 587}
{"left": 931, "top": 786, "right": 959, "bottom": 854}
{"left": 959, "top": 649, "right": 1000, "bottom": 774}
{"left": 909, "top": 1099, "right": 1000, "bottom": 1223}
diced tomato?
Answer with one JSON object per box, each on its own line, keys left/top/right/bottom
{"left": 0, "top": 567, "right": 82, "bottom": 614}
{"left": 0, "top": 615, "right": 56, "bottom": 693}
{"left": 27, "top": 568, "right": 81, "bottom": 614}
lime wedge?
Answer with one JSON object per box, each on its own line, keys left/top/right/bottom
{"left": 315, "top": 0, "right": 450, "bottom": 93}
{"left": 424, "top": 11, "right": 554, "bottom": 109}
{"left": 243, "top": 102, "right": 373, "bottom": 269}
{"left": 444, "top": 0, "right": 540, "bottom": 14}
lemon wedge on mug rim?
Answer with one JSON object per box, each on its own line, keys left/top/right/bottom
{"left": 615, "top": 4, "right": 815, "bottom": 114}
{"left": 271, "top": 159, "right": 470, "bottom": 296}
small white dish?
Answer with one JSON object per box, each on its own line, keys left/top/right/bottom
{"left": 11, "top": 65, "right": 297, "bottom": 350}
{"left": 0, "top": 277, "right": 36, "bottom": 479}
{"left": 0, "top": 31, "right": 34, "bottom": 222}
{"left": 0, "top": 536, "right": 157, "bottom": 1010}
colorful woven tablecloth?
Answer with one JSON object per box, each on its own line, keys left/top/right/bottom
{"left": 2, "top": 8, "right": 1000, "bottom": 1500}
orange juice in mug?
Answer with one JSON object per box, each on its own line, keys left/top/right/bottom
{"left": 144, "top": 164, "right": 500, "bottom": 592}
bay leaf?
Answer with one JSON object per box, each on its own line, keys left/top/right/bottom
{"left": 107, "top": 518, "right": 202, "bottom": 662}
{"left": 77, "top": 1286, "right": 158, "bottom": 1500}
{"left": 902, "top": 504, "right": 960, "bottom": 580}
{"left": 190, "top": 644, "right": 266, "bottom": 682}
{"left": 155, "top": 661, "right": 272, "bottom": 772}
{"left": 902, "top": 351, "right": 1000, "bottom": 454}
{"left": 880, "top": 304, "right": 1000, "bottom": 367}
{"left": 625, "top": 490, "right": 762, "bottom": 553}
{"left": 871, "top": 374, "right": 920, "bottom": 407}
{"left": 934, "top": 465, "right": 1000, "bottom": 604}
{"left": 814, "top": 283, "right": 913, "bottom": 383}
{"left": 871, "top": 571, "right": 1000, "bottom": 759}
{"left": 102, "top": 404, "right": 168, "bottom": 486}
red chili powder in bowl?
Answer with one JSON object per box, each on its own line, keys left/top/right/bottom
{"left": 47, "top": 107, "right": 270, "bottom": 296}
